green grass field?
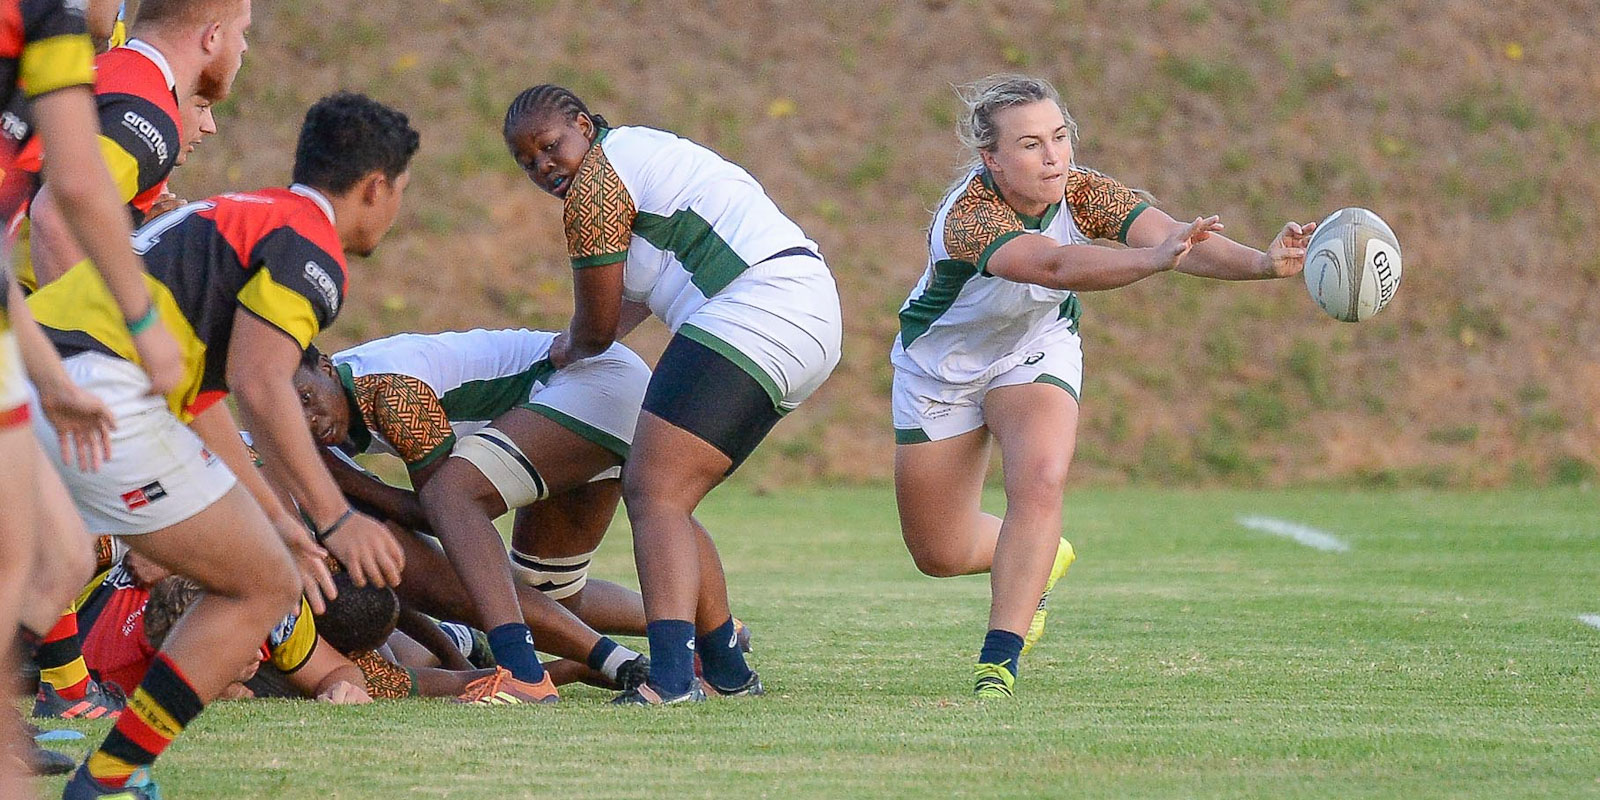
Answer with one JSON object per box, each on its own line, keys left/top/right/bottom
{"left": 31, "top": 486, "right": 1600, "bottom": 798}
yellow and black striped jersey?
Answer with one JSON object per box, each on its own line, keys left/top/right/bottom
{"left": 28, "top": 185, "right": 349, "bottom": 420}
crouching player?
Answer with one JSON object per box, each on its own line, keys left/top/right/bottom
{"left": 25, "top": 92, "right": 418, "bottom": 799}
{"left": 292, "top": 327, "right": 652, "bottom": 703}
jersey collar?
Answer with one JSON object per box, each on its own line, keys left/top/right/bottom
{"left": 289, "top": 184, "right": 337, "bottom": 226}
{"left": 333, "top": 362, "right": 373, "bottom": 452}
{"left": 979, "top": 169, "right": 1061, "bottom": 232}
{"left": 122, "top": 39, "right": 177, "bottom": 91}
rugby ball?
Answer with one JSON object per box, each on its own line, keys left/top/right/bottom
{"left": 1302, "top": 207, "right": 1402, "bottom": 322}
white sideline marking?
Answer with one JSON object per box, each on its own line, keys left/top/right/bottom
{"left": 1236, "top": 515, "right": 1350, "bottom": 553}
{"left": 1578, "top": 615, "right": 1600, "bottom": 631}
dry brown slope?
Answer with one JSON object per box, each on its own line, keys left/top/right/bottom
{"left": 174, "top": 0, "right": 1600, "bottom": 487}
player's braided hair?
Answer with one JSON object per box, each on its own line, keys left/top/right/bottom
{"left": 502, "top": 85, "right": 610, "bottom": 140}
{"left": 292, "top": 92, "right": 420, "bottom": 194}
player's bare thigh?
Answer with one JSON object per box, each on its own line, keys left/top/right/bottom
{"left": 894, "top": 426, "right": 995, "bottom": 575}
{"left": 428, "top": 408, "right": 621, "bottom": 519}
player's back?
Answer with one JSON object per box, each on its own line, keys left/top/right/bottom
{"left": 334, "top": 327, "right": 558, "bottom": 414}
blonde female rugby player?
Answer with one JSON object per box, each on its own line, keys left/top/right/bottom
{"left": 503, "top": 85, "right": 841, "bottom": 704}
{"left": 892, "top": 74, "right": 1315, "bottom": 697}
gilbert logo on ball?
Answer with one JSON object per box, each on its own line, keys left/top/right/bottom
{"left": 1303, "top": 207, "right": 1402, "bottom": 322}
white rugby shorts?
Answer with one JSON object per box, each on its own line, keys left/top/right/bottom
{"left": 675, "top": 253, "right": 843, "bottom": 412}
{"left": 891, "top": 330, "right": 1082, "bottom": 444}
{"left": 519, "top": 341, "right": 652, "bottom": 461}
{"left": 0, "top": 327, "right": 29, "bottom": 425}
{"left": 31, "top": 352, "right": 236, "bottom": 534}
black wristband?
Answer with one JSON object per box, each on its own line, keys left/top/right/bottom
{"left": 315, "top": 508, "right": 355, "bottom": 545}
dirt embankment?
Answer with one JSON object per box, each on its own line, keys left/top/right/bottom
{"left": 174, "top": 0, "right": 1599, "bottom": 487}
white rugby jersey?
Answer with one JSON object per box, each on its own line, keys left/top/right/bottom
{"left": 889, "top": 166, "right": 1148, "bottom": 385}
{"left": 561, "top": 126, "right": 823, "bottom": 331}
{"left": 331, "top": 328, "right": 559, "bottom": 467}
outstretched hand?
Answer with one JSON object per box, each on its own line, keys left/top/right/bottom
{"left": 1262, "top": 220, "right": 1318, "bottom": 278}
{"left": 1154, "top": 215, "right": 1224, "bottom": 272}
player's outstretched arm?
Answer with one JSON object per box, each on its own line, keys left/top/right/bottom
{"left": 29, "top": 86, "right": 185, "bottom": 395}
{"left": 1127, "top": 207, "right": 1316, "bottom": 280}
{"left": 987, "top": 216, "right": 1223, "bottom": 291}
{"left": 227, "top": 311, "right": 405, "bottom": 591}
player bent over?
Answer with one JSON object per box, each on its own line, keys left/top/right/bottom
{"left": 292, "top": 327, "right": 652, "bottom": 703}
{"left": 503, "top": 85, "right": 842, "bottom": 704}
{"left": 892, "top": 74, "right": 1313, "bottom": 698}
{"left": 26, "top": 92, "right": 418, "bottom": 799}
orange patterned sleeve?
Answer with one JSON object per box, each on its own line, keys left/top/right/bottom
{"left": 1064, "top": 166, "right": 1148, "bottom": 243}
{"left": 942, "top": 174, "right": 1026, "bottom": 271}
{"left": 348, "top": 650, "right": 417, "bottom": 699}
{"left": 563, "top": 143, "right": 636, "bottom": 269}
{"left": 352, "top": 374, "right": 456, "bottom": 469}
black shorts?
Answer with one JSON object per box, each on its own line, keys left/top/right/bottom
{"left": 641, "top": 333, "right": 781, "bottom": 474}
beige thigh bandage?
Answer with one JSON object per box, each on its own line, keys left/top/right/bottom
{"left": 509, "top": 548, "right": 597, "bottom": 600}
{"left": 450, "top": 427, "right": 549, "bottom": 509}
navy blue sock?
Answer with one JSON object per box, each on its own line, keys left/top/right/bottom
{"left": 645, "top": 619, "right": 696, "bottom": 696}
{"left": 487, "top": 623, "right": 546, "bottom": 683}
{"left": 696, "top": 617, "right": 753, "bottom": 691}
{"left": 979, "top": 629, "right": 1024, "bottom": 678}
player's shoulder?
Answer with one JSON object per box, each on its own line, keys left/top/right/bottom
{"left": 213, "top": 186, "right": 345, "bottom": 263}
{"left": 94, "top": 46, "right": 175, "bottom": 110}
{"left": 941, "top": 172, "right": 1018, "bottom": 252}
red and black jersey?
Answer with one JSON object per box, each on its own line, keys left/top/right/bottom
{"left": 4, "top": 40, "right": 180, "bottom": 225}
{"left": 0, "top": 0, "right": 93, "bottom": 195}
{"left": 74, "top": 565, "right": 155, "bottom": 695}
{"left": 29, "top": 185, "right": 350, "bottom": 420}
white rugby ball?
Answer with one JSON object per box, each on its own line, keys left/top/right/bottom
{"left": 1303, "top": 207, "right": 1402, "bottom": 322}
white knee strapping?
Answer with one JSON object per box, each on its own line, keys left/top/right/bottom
{"left": 509, "top": 548, "right": 596, "bottom": 600}
{"left": 451, "top": 427, "right": 549, "bottom": 509}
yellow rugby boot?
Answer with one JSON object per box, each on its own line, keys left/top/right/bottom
{"left": 1022, "top": 538, "right": 1076, "bottom": 655}
{"left": 973, "top": 662, "right": 1016, "bottom": 699}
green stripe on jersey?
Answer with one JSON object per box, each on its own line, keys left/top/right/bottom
{"left": 1116, "top": 201, "right": 1151, "bottom": 244}
{"left": 898, "top": 258, "right": 979, "bottom": 350}
{"left": 438, "top": 359, "right": 557, "bottom": 421}
{"left": 1057, "top": 293, "right": 1082, "bottom": 334}
{"left": 632, "top": 209, "right": 749, "bottom": 297}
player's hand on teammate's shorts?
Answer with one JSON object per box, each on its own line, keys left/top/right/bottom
{"left": 1262, "top": 220, "right": 1318, "bottom": 278}
{"left": 39, "top": 378, "right": 114, "bottom": 471}
{"left": 548, "top": 332, "right": 575, "bottom": 369}
{"left": 322, "top": 512, "right": 406, "bottom": 589}
{"left": 277, "top": 517, "right": 337, "bottom": 615}
{"left": 131, "top": 320, "right": 187, "bottom": 397}
{"left": 316, "top": 680, "right": 372, "bottom": 705}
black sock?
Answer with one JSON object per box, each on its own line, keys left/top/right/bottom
{"left": 978, "top": 629, "right": 1024, "bottom": 678}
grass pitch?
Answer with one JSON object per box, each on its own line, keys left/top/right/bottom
{"left": 33, "top": 486, "right": 1600, "bottom": 798}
